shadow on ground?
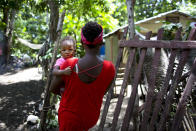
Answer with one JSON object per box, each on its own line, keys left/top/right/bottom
{"left": 0, "top": 80, "right": 45, "bottom": 130}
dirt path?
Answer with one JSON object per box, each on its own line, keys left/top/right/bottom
{"left": 0, "top": 67, "right": 45, "bottom": 131}
{"left": 0, "top": 67, "right": 132, "bottom": 131}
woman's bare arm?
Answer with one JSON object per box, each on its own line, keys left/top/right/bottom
{"left": 104, "top": 79, "right": 114, "bottom": 95}
{"left": 52, "top": 66, "right": 60, "bottom": 75}
{"left": 50, "top": 75, "right": 63, "bottom": 95}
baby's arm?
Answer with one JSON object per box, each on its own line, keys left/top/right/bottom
{"left": 52, "top": 66, "right": 72, "bottom": 76}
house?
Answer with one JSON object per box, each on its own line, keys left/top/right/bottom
{"left": 103, "top": 10, "right": 196, "bottom": 64}
{"left": 135, "top": 10, "right": 196, "bottom": 36}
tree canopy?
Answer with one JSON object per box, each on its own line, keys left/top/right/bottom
{"left": 0, "top": 0, "right": 195, "bottom": 60}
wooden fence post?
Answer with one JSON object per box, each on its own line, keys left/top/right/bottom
{"left": 148, "top": 28, "right": 182, "bottom": 131}
{"left": 121, "top": 31, "right": 152, "bottom": 131}
{"left": 171, "top": 28, "right": 196, "bottom": 131}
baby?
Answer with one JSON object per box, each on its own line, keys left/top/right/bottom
{"left": 53, "top": 36, "right": 76, "bottom": 96}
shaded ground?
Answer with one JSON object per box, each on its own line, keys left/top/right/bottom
{"left": 0, "top": 68, "right": 45, "bottom": 131}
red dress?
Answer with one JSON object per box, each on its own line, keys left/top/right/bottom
{"left": 59, "top": 58, "right": 115, "bottom": 131}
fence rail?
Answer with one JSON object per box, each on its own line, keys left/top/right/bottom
{"left": 99, "top": 27, "right": 196, "bottom": 131}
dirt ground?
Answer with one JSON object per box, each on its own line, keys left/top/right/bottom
{"left": 0, "top": 67, "right": 130, "bottom": 131}
{"left": 0, "top": 67, "right": 45, "bottom": 131}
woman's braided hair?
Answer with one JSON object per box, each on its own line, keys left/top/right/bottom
{"left": 82, "top": 21, "right": 102, "bottom": 48}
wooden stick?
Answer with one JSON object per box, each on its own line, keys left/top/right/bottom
{"left": 119, "top": 40, "right": 196, "bottom": 49}
{"left": 111, "top": 48, "right": 136, "bottom": 131}
{"left": 171, "top": 59, "right": 196, "bottom": 130}
{"left": 40, "top": 10, "right": 65, "bottom": 131}
{"left": 98, "top": 27, "right": 128, "bottom": 130}
{"left": 121, "top": 31, "right": 152, "bottom": 131}
{"left": 158, "top": 28, "right": 196, "bottom": 131}
{"left": 140, "top": 28, "right": 164, "bottom": 131}
{"left": 149, "top": 28, "right": 182, "bottom": 131}
{"left": 185, "top": 111, "right": 195, "bottom": 131}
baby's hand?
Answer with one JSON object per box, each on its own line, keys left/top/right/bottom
{"left": 63, "top": 66, "right": 72, "bottom": 75}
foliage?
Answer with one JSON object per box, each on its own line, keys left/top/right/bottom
{"left": 0, "top": 0, "right": 123, "bottom": 60}
{"left": 14, "top": 12, "right": 48, "bottom": 43}
{"left": 0, "top": 21, "right": 6, "bottom": 31}
{"left": 108, "top": 0, "right": 128, "bottom": 27}
{"left": 0, "top": 0, "right": 47, "bottom": 30}
{"left": 134, "top": 0, "right": 195, "bottom": 21}
{"left": 55, "top": 0, "right": 120, "bottom": 58}
{"left": 11, "top": 8, "right": 48, "bottom": 60}
{"left": 162, "top": 20, "right": 194, "bottom": 41}
{"left": 162, "top": 23, "right": 183, "bottom": 40}
{"left": 46, "top": 94, "right": 61, "bottom": 129}
{"left": 42, "top": 47, "right": 53, "bottom": 60}
{"left": 0, "top": 0, "right": 25, "bottom": 10}
{"left": 178, "top": 2, "right": 196, "bottom": 16}
{"left": 46, "top": 109, "right": 58, "bottom": 129}
{"left": 0, "top": 0, "right": 49, "bottom": 62}
{"left": 1, "top": 0, "right": 196, "bottom": 61}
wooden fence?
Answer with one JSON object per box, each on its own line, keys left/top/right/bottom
{"left": 98, "top": 28, "right": 196, "bottom": 131}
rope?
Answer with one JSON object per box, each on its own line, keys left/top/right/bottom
{"left": 77, "top": 63, "right": 103, "bottom": 78}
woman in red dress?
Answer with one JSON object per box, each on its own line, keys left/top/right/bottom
{"left": 50, "top": 21, "right": 115, "bottom": 131}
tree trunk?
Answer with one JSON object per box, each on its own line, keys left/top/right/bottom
{"left": 2, "top": 8, "right": 9, "bottom": 65}
{"left": 0, "top": 31, "right": 8, "bottom": 67}
{"left": 39, "top": 0, "right": 59, "bottom": 78}
{"left": 1, "top": 7, "right": 17, "bottom": 65}
{"left": 6, "top": 9, "right": 17, "bottom": 64}
{"left": 2, "top": 8, "right": 9, "bottom": 34}
{"left": 126, "top": 0, "right": 135, "bottom": 40}
{"left": 48, "top": 0, "right": 59, "bottom": 43}
{"left": 40, "top": 9, "right": 66, "bottom": 131}
{"left": 126, "top": 0, "right": 138, "bottom": 130}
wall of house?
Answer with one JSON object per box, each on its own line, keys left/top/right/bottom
{"left": 105, "top": 34, "right": 119, "bottom": 65}
{"left": 137, "top": 17, "right": 165, "bottom": 35}
{"left": 179, "top": 15, "right": 194, "bottom": 27}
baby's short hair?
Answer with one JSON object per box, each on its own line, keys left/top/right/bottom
{"left": 60, "top": 36, "right": 76, "bottom": 50}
